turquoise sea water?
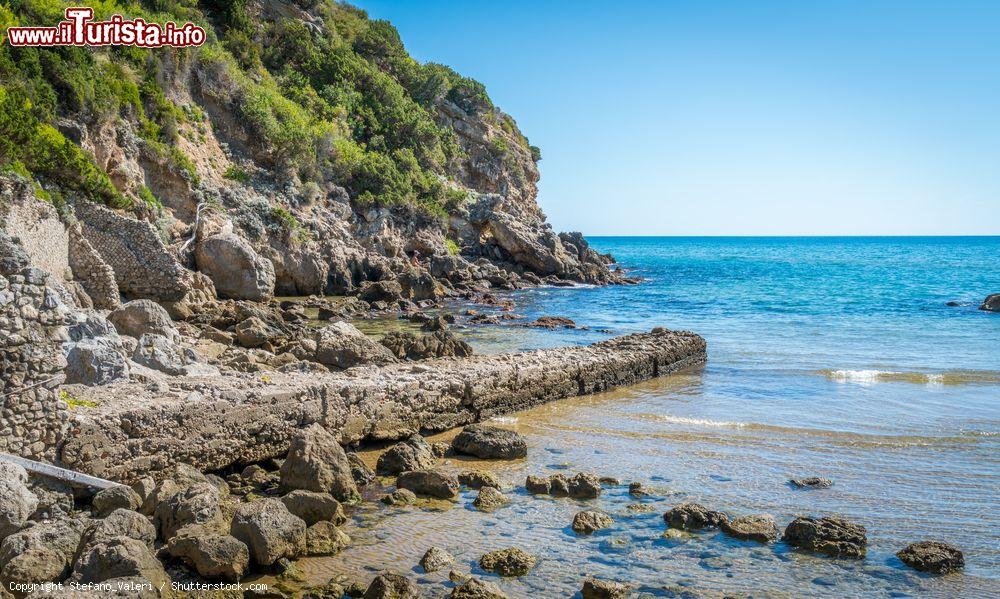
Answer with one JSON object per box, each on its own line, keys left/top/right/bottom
{"left": 322, "top": 237, "right": 1000, "bottom": 597}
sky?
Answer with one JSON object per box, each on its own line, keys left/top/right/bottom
{"left": 354, "top": 0, "right": 1000, "bottom": 236}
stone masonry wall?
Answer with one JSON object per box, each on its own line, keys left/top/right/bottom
{"left": 75, "top": 201, "right": 191, "bottom": 302}
{"left": 0, "top": 232, "right": 70, "bottom": 461}
{"left": 67, "top": 225, "right": 121, "bottom": 310}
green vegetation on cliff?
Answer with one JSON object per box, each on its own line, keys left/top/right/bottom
{"left": 0, "top": 0, "right": 537, "bottom": 216}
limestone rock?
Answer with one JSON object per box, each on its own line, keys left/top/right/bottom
{"left": 64, "top": 341, "right": 130, "bottom": 385}
{"left": 396, "top": 470, "right": 459, "bottom": 499}
{"left": 720, "top": 514, "right": 779, "bottom": 543}
{"left": 92, "top": 486, "right": 142, "bottom": 517}
{"left": 663, "top": 503, "right": 728, "bottom": 531}
{"left": 782, "top": 516, "right": 867, "bottom": 558}
{"left": 348, "top": 453, "right": 376, "bottom": 486}
{"left": 153, "top": 481, "right": 223, "bottom": 540}
{"left": 0, "top": 466, "right": 37, "bottom": 541}
{"left": 380, "top": 330, "right": 473, "bottom": 360}
{"left": 458, "top": 470, "right": 502, "bottom": 490}
{"left": 167, "top": 525, "right": 249, "bottom": 581}
{"left": 567, "top": 473, "right": 602, "bottom": 499}
{"left": 581, "top": 578, "right": 631, "bottom": 599}
{"left": 280, "top": 490, "right": 346, "bottom": 526}
{"left": 280, "top": 424, "right": 360, "bottom": 502}
{"left": 315, "top": 322, "right": 397, "bottom": 369}
{"left": 572, "top": 510, "right": 613, "bottom": 534}
{"left": 451, "top": 425, "right": 527, "bottom": 460}
{"left": 479, "top": 547, "right": 536, "bottom": 577}
{"left": 380, "top": 489, "right": 417, "bottom": 507}
{"left": 73, "top": 536, "right": 169, "bottom": 589}
{"left": 472, "top": 487, "right": 508, "bottom": 511}
{"left": 108, "top": 300, "right": 178, "bottom": 342}
{"left": 897, "top": 541, "right": 964, "bottom": 574}
{"left": 419, "top": 546, "right": 453, "bottom": 573}
{"left": 362, "top": 570, "right": 419, "bottom": 599}
{"left": 196, "top": 233, "right": 275, "bottom": 301}
{"left": 230, "top": 498, "right": 306, "bottom": 566}
{"left": 450, "top": 577, "right": 508, "bottom": 598}
{"left": 0, "top": 517, "right": 85, "bottom": 583}
{"left": 81, "top": 509, "right": 156, "bottom": 550}
{"left": 305, "top": 521, "right": 351, "bottom": 556}
{"left": 358, "top": 280, "right": 403, "bottom": 304}
{"left": 789, "top": 477, "right": 833, "bottom": 489}
{"left": 376, "top": 435, "right": 436, "bottom": 476}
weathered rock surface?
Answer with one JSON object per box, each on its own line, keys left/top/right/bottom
{"left": 58, "top": 330, "right": 707, "bottom": 483}
{"left": 305, "top": 521, "right": 351, "bottom": 556}
{"left": 280, "top": 490, "right": 346, "bottom": 526}
{"left": 230, "top": 498, "right": 306, "bottom": 566}
{"left": 167, "top": 525, "right": 249, "bottom": 581}
{"left": 782, "top": 516, "right": 867, "bottom": 558}
{"left": 376, "top": 435, "right": 436, "bottom": 476}
{"left": 479, "top": 547, "right": 536, "bottom": 577}
{"left": 980, "top": 294, "right": 1000, "bottom": 312}
{"left": 473, "top": 487, "right": 509, "bottom": 511}
{"left": 789, "top": 477, "right": 833, "bottom": 489}
{"left": 572, "top": 510, "right": 614, "bottom": 534}
{"left": 396, "top": 470, "right": 459, "bottom": 499}
{"left": 380, "top": 489, "right": 417, "bottom": 507}
{"left": 450, "top": 577, "right": 508, "bottom": 599}
{"left": 108, "top": 300, "right": 178, "bottom": 343}
{"left": 73, "top": 536, "right": 169, "bottom": 589}
{"left": 0, "top": 464, "right": 37, "bottom": 541}
{"left": 380, "top": 330, "right": 473, "bottom": 360}
{"left": 451, "top": 425, "right": 527, "bottom": 459}
{"left": 81, "top": 509, "right": 156, "bottom": 550}
{"left": 315, "top": 322, "right": 398, "bottom": 369}
{"left": 362, "top": 570, "right": 420, "bottom": 599}
{"left": 92, "top": 486, "right": 142, "bottom": 517}
{"left": 897, "top": 541, "right": 964, "bottom": 574}
{"left": 663, "top": 503, "right": 728, "bottom": 531}
{"left": 280, "top": 424, "right": 359, "bottom": 502}
{"left": 581, "top": 578, "right": 632, "bottom": 599}
{"left": 153, "top": 481, "right": 223, "bottom": 540}
{"left": 196, "top": 233, "right": 275, "bottom": 301}
{"left": 348, "top": 453, "right": 377, "bottom": 487}
{"left": 419, "top": 546, "right": 453, "bottom": 573}
{"left": 720, "top": 514, "right": 779, "bottom": 543}
{"left": 458, "top": 470, "right": 502, "bottom": 490}
{"left": 0, "top": 516, "right": 85, "bottom": 583}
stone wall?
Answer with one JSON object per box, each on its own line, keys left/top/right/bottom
{"left": 67, "top": 225, "right": 121, "bottom": 310}
{"left": 0, "top": 232, "right": 70, "bottom": 461}
{"left": 0, "top": 177, "right": 71, "bottom": 282}
{"left": 75, "top": 201, "right": 191, "bottom": 302}
{"left": 58, "top": 329, "right": 707, "bottom": 482}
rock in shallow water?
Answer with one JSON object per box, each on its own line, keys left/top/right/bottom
{"left": 572, "top": 510, "right": 614, "bottom": 534}
{"left": 897, "top": 541, "right": 965, "bottom": 573}
{"left": 452, "top": 425, "right": 527, "bottom": 459}
{"left": 450, "top": 577, "right": 509, "bottom": 598}
{"left": 479, "top": 547, "right": 537, "bottom": 577}
{"left": 280, "top": 424, "right": 359, "bottom": 502}
{"left": 362, "top": 570, "right": 419, "bottom": 599}
{"left": 980, "top": 293, "right": 1000, "bottom": 312}
{"left": 789, "top": 477, "right": 833, "bottom": 489}
{"left": 458, "top": 470, "right": 503, "bottom": 490}
{"left": 396, "top": 470, "right": 459, "bottom": 499}
{"left": 581, "top": 578, "right": 632, "bottom": 599}
{"left": 720, "top": 514, "right": 779, "bottom": 543}
{"left": 376, "top": 435, "right": 436, "bottom": 476}
{"left": 380, "top": 489, "right": 417, "bottom": 506}
{"left": 230, "top": 498, "right": 306, "bottom": 566}
{"left": 782, "top": 516, "right": 867, "bottom": 559}
{"left": 473, "top": 487, "right": 509, "bottom": 511}
{"left": 419, "top": 546, "right": 454, "bottom": 573}
{"left": 280, "top": 490, "right": 346, "bottom": 526}
{"left": 663, "top": 503, "right": 728, "bottom": 531}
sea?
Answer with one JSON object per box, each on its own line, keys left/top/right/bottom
{"left": 298, "top": 237, "right": 1000, "bottom": 598}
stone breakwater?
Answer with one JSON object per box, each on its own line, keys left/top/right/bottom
{"left": 59, "top": 329, "right": 705, "bottom": 483}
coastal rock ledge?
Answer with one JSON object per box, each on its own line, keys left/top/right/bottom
{"left": 58, "top": 329, "right": 706, "bottom": 482}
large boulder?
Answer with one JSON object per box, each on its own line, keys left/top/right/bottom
{"left": 279, "top": 424, "right": 359, "bottom": 502}
{"left": 167, "top": 525, "right": 249, "bottom": 581}
{"left": 380, "top": 330, "right": 473, "bottom": 360}
{"left": 376, "top": 435, "right": 436, "bottom": 476}
{"left": 314, "top": 322, "right": 397, "bottom": 369}
{"left": 196, "top": 233, "right": 275, "bottom": 301}
{"left": 73, "top": 536, "right": 169, "bottom": 589}
{"left": 451, "top": 425, "right": 527, "bottom": 460}
{"left": 0, "top": 464, "right": 37, "bottom": 541}
{"left": 396, "top": 470, "right": 460, "bottom": 499}
{"left": 0, "top": 517, "right": 85, "bottom": 583}
{"left": 64, "top": 340, "right": 130, "bottom": 385}
{"left": 358, "top": 280, "right": 403, "bottom": 304}
{"left": 479, "top": 547, "right": 536, "bottom": 577}
{"left": 80, "top": 509, "right": 156, "bottom": 550}
{"left": 663, "top": 503, "right": 728, "bottom": 531}
{"left": 981, "top": 294, "right": 1000, "bottom": 312}
{"left": 108, "top": 300, "right": 178, "bottom": 342}
{"left": 153, "top": 481, "right": 223, "bottom": 540}
{"left": 280, "top": 490, "right": 346, "bottom": 526}
{"left": 132, "top": 333, "right": 216, "bottom": 377}
{"left": 720, "top": 514, "right": 779, "bottom": 543}
{"left": 896, "top": 541, "right": 964, "bottom": 574}
{"left": 234, "top": 317, "right": 285, "bottom": 348}
{"left": 92, "top": 486, "right": 142, "bottom": 517}
{"left": 782, "top": 516, "right": 867, "bottom": 558}
{"left": 230, "top": 498, "right": 306, "bottom": 566}
{"left": 362, "top": 570, "right": 419, "bottom": 599}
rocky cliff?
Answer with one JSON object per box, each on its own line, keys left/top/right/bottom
{"left": 1, "top": 0, "right": 626, "bottom": 311}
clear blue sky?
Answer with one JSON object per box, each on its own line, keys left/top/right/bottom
{"left": 354, "top": 0, "right": 999, "bottom": 236}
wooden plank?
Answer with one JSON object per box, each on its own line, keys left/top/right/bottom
{"left": 0, "top": 453, "right": 122, "bottom": 492}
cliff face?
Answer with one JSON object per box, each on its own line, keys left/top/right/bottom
{"left": 0, "top": 0, "right": 623, "bottom": 307}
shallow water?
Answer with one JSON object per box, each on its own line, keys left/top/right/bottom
{"left": 315, "top": 237, "right": 999, "bottom": 597}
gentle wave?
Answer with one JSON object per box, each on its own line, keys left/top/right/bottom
{"left": 819, "top": 369, "right": 1000, "bottom": 385}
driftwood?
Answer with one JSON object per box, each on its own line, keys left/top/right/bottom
{"left": 0, "top": 453, "right": 121, "bottom": 492}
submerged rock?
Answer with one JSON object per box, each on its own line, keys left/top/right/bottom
{"left": 450, "top": 577, "right": 509, "bottom": 598}
{"left": 572, "top": 510, "right": 614, "bottom": 534}
{"left": 897, "top": 541, "right": 965, "bottom": 574}
{"left": 305, "top": 521, "right": 351, "bottom": 556}
{"left": 458, "top": 470, "right": 503, "bottom": 490}
{"left": 581, "top": 578, "right": 632, "bottom": 599}
{"left": 348, "top": 453, "right": 377, "bottom": 486}
{"left": 479, "top": 547, "right": 537, "bottom": 577}
{"left": 419, "top": 546, "right": 454, "bottom": 573}
{"left": 524, "top": 316, "right": 576, "bottom": 329}
{"left": 782, "top": 516, "right": 867, "bottom": 558}
{"left": 663, "top": 503, "right": 728, "bottom": 531}
{"left": 567, "top": 473, "right": 602, "bottom": 499}
{"left": 721, "top": 514, "right": 779, "bottom": 543}
{"left": 525, "top": 475, "right": 552, "bottom": 495}
{"left": 980, "top": 294, "right": 1000, "bottom": 312}
{"left": 472, "top": 487, "right": 509, "bottom": 511}
{"left": 380, "top": 489, "right": 417, "bottom": 506}
{"left": 376, "top": 435, "right": 436, "bottom": 476}
{"left": 789, "top": 477, "right": 833, "bottom": 489}
{"left": 362, "top": 570, "right": 419, "bottom": 599}
{"left": 452, "top": 425, "right": 527, "bottom": 459}
{"left": 396, "top": 470, "right": 459, "bottom": 499}
{"left": 280, "top": 424, "right": 359, "bottom": 502}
